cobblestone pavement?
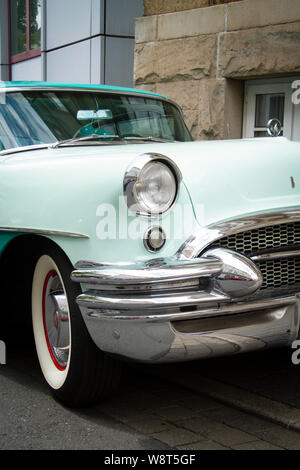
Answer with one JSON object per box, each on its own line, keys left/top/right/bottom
{"left": 98, "top": 366, "right": 300, "bottom": 451}
{"left": 1, "top": 330, "right": 300, "bottom": 450}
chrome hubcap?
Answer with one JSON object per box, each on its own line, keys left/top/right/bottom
{"left": 43, "top": 271, "right": 70, "bottom": 370}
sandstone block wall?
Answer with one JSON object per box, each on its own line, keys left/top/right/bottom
{"left": 134, "top": 0, "right": 300, "bottom": 140}
{"left": 143, "top": 0, "right": 241, "bottom": 16}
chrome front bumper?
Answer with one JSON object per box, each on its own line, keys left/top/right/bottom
{"left": 71, "top": 253, "right": 300, "bottom": 363}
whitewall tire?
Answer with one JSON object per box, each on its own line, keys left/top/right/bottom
{"left": 31, "top": 243, "right": 121, "bottom": 407}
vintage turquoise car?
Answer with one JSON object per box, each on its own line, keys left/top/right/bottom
{"left": 1, "top": 81, "right": 300, "bottom": 407}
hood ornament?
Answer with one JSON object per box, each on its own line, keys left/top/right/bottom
{"left": 267, "top": 118, "right": 282, "bottom": 137}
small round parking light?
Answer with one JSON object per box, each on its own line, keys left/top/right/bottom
{"left": 144, "top": 226, "right": 166, "bottom": 253}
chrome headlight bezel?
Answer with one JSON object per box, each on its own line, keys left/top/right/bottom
{"left": 123, "top": 153, "right": 182, "bottom": 217}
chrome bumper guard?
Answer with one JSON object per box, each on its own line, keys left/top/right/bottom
{"left": 71, "top": 255, "right": 300, "bottom": 363}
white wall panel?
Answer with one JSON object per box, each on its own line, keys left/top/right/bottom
{"left": 90, "top": 36, "right": 105, "bottom": 84}
{"left": 11, "top": 57, "right": 42, "bottom": 81}
{"left": 46, "top": 0, "right": 104, "bottom": 50}
{"left": 46, "top": 41, "right": 91, "bottom": 83}
{"left": 91, "top": 0, "right": 105, "bottom": 36}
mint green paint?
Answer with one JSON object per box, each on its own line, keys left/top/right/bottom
{"left": 1, "top": 135, "right": 299, "bottom": 266}
{"left": 0, "top": 233, "right": 20, "bottom": 255}
{"left": 0, "top": 142, "right": 198, "bottom": 266}
{"left": 163, "top": 137, "right": 300, "bottom": 227}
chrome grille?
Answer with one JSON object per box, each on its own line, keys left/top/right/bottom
{"left": 257, "top": 257, "right": 300, "bottom": 290}
{"left": 216, "top": 222, "right": 300, "bottom": 256}
{"left": 213, "top": 222, "right": 300, "bottom": 294}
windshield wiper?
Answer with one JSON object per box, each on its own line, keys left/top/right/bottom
{"left": 50, "top": 134, "right": 174, "bottom": 149}
{"left": 122, "top": 136, "right": 174, "bottom": 143}
{"left": 50, "top": 134, "right": 121, "bottom": 149}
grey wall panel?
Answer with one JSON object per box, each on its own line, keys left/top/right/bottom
{"left": 105, "top": 37, "right": 134, "bottom": 87}
{"left": 106, "top": 0, "right": 143, "bottom": 36}
{"left": 46, "top": 0, "right": 104, "bottom": 50}
{"left": 46, "top": 41, "right": 91, "bottom": 83}
{"left": 11, "top": 57, "right": 42, "bottom": 81}
{"left": 0, "top": 0, "right": 9, "bottom": 66}
{"left": 0, "top": 65, "right": 9, "bottom": 81}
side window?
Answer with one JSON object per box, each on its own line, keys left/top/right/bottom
{"left": 243, "top": 80, "right": 298, "bottom": 140}
{"left": 10, "top": 0, "right": 41, "bottom": 64}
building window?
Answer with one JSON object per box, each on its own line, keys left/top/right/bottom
{"left": 10, "top": 0, "right": 41, "bottom": 63}
{"left": 243, "top": 79, "right": 300, "bottom": 141}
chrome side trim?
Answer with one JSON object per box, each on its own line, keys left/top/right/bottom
{"left": 0, "top": 227, "right": 89, "bottom": 239}
{"left": 71, "top": 257, "right": 223, "bottom": 285}
{"left": 177, "top": 208, "right": 300, "bottom": 260}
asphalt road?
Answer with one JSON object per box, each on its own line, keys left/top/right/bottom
{"left": 0, "top": 329, "right": 171, "bottom": 450}
{"left": 2, "top": 325, "right": 300, "bottom": 450}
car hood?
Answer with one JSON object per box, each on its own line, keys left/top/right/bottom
{"left": 164, "top": 137, "right": 300, "bottom": 227}
{"left": 2, "top": 137, "right": 300, "bottom": 229}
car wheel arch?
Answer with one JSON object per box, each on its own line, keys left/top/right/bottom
{"left": 0, "top": 234, "right": 74, "bottom": 324}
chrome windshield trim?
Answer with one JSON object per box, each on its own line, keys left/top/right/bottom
{"left": 177, "top": 208, "right": 300, "bottom": 260}
{"left": 0, "top": 227, "right": 89, "bottom": 239}
{"left": 0, "top": 144, "right": 50, "bottom": 156}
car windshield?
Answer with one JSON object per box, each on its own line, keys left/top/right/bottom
{"left": 0, "top": 90, "right": 192, "bottom": 150}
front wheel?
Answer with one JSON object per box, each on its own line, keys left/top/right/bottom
{"left": 32, "top": 244, "right": 121, "bottom": 407}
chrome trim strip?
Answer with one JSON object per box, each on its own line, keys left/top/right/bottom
{"left": 0, "top": 227, "right": 89, "bottom": 239}
{"left": 76, "top": 289, "right": 229, "bottom": 312}
{"left": 0, "top": 144, "right": 50, "bottom": 156}
{"left": 177, "top": 208, "right": 300, "bottom": 260}
{"left": 251, "top": 250, "right": 300, "bottom": 262}
{"left": 77, "top": 294, "right": 299, "bottom": 322}
{"left": 71, "top": 257, "right": 222, "bottom": 285}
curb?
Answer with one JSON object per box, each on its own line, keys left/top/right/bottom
{"left": 151, "top": 366, "right": 300, "bottom": 433}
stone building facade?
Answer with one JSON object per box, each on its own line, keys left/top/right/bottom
{"left": 134, "top": 0, "right": 300, "bottom": 141}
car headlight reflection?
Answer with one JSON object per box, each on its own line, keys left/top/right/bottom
{"left": 133, "top": 161, "right": 176, "bottom": 215}
{"left": 124, "top": 153, "right": 182, "bottom": 217}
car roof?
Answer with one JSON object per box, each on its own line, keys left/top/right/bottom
{"left": 0, "top": 81, "right": 165, "bottom": 99}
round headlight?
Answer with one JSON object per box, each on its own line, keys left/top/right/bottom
{"left": 133, "top": 161, "right": 176, "bottom": 215}
{"left": 124, "top": 153, "right": 182, "bottom": 217}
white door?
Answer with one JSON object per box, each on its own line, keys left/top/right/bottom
{"left": 243, "top": 78, "right": 300, "bottom": 141}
